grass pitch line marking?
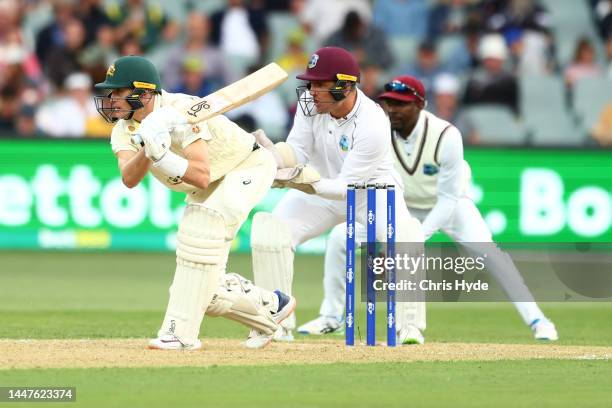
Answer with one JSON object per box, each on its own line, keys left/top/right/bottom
{"left": 2, "top": 339, "right": 612, "bottom": 369}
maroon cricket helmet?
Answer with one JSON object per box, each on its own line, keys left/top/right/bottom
{"left": 296, "top": 47, "right": 361, "bottom": 83}
{"left": 378, "top": 75, "right": 426, "bottom": 103}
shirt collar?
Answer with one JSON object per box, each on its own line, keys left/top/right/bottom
{"left": 331, "top": 88, "right": 363, "bottom": 126}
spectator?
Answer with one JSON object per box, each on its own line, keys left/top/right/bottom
{"left": 106, "top": 0, "right": 179, "bottom": 53}
{"left": 36, "top": 72, "right": 111, "bottom": 137}
{"left": 565, "top": 37, "right": 603, "bottom": 88}
{"left": 15, "top": 104, "right": 41, "bottom": 137}
{"left": 118, "top": 34, "right": 143, "bottom": 56}
{"left": 593, "top": 0, "right": 612, "bottom": 39}
{"left": 276, "top": 29, "right": 309, "bottom": 73}
{"left": 163, "top": 11, "right": 233, "bottom": 91}
{"left": 486, "top": 0, "right": 551, "bottom": 37}
{"left": 79, "top": 24, "right": 119, "bottom": 83}
{"left": 76, "top": 0, "right": 112, "bottom": 46}
{"left": 298, "top": 0, "right": 371, "bottom": 47}
{"left": 399, "top": 40, "right": 444, "bottom": 100}
{"left": 209, "top": 0, "right": 269, "bottom": 70}
{"left": 0, "top": 86, "right": 19, "bottom": 134}
{"left": 463, "top": 33, "right": 519, "bottom": 115}
{"left": 325, "top": 11, "right": 394, "bottom": 70}
{"left": 170, "top": 56, "right": 216, "bottom": 97}
{"left": 44, "top": 18, "right": 87, "bottom": 89}
{"left": 373, "top": 0, "right": 429, "bottom": 39}
{"left": 35, "top": 0, "right": 77, "bottom": 64}
{"left": 429, "top": 0, "right": 482, "bottom": 39}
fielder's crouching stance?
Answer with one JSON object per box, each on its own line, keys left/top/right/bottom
{"left": 94, "top": 55, "right": 296, "bottom": 350}
{"left": 250, "top": 47, "right": 426, "bottom": 345}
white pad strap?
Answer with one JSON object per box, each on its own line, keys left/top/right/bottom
{"left": 251, "top": 212, "right": 295, "bottom": 329}
{"left": 206, "top": 273, "right": 279, "bottom": 334}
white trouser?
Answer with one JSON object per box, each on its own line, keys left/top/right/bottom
{"left": 322, "top": 197, "right": 545, "bottom": 327}
{"left": 274, "top": 188, "right": 424, "bottom": 331}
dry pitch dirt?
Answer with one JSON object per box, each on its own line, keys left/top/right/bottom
{"left": 1, "top": 339, "right": 611, "bottom": 369}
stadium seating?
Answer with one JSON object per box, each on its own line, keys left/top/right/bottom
{"left": 464, "top": 106, "right": 527, "bottom": 145}
{"left": 573, "top": 77, "right": 612, "bottom": 130}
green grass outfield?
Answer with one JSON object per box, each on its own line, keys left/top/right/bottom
{"left": 1, "top": 251, "right": 611, "bottom": 407}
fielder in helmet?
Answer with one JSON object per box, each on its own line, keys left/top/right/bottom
{"left": 249, "top": 47, "right": 425, "bottom": 343}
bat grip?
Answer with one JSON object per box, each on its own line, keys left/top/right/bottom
{"left": 131, "top": 134, "right": 145, "bottom": 147}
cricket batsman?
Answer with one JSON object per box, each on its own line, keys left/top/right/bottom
{"left": 94, "top": 55, "right": 296, "bottom": 350}
{"left": 250, "top": 47, "right": 426, "bottom": 345}
{"left": 300, "top": 75, "right": 558, "bottom": 343}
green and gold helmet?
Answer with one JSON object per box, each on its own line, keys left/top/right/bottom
{"left": 94, "top": 55, "right": 162, "bottom": 123}
{"left": 95, "top": 55, "right": 161, "bottom": 92}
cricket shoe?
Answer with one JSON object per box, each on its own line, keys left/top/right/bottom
{"left": 245, "top": 290, "right": 297, "bottom": 349}
{"left": 397, "top": 325, "right": 425, "bottom": 345}
{"left": 297, "top": 316, "right": 343, "bottom": 335}
{"left": 531, "top": 318, "right": 559, "bottom": 341}
{"left": 273, "top": 326, "right": 295, "bottom": 342}
{"left": 148, "top": 334, "right": 202, "bottom": 350}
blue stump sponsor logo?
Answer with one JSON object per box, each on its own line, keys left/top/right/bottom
{"left": 387, "top": 313, "right": 394, "bottom": 328}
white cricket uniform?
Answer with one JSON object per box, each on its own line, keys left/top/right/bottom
{"left": 111, "top": 90, "right": 279, "bottom": 343}
{"left": 254, "top": 89, "right": 425, "bottom": 333}
{"left": 274, "top": 88, "right": 416, "bottom": 246}
{"left": 322, "top": 110, "right": 546, "bottom": 327}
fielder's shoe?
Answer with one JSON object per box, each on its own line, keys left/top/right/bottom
{"left": 148, "top": 334, "right": 202, "bottom": 350}
{"left": 397, "top": 325, "right": 425, "bottom": 345}
{"left": 245, "top": 290, "right": 297, "bottom": 349}
{"left": 531, "top": 318, "right": 559, "bottom": 341}
{"left": 297, "top": 316, "right": 343, "bottom": 335}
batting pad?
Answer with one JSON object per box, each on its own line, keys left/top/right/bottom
{"left": 251, "top": 212, "right": 295, "bottom": 329}
{"left": 157, "top": 205, "right": 227, "bottom": 343}
{"left": 395, "top": 216, "right": 427, "bottom": 331}
{"left": 206, "top": 273, "right": 279, "bottom": 335}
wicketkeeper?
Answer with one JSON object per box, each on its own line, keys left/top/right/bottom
{"left": 94, "top": 55, "right": 296, "bottom": 350}
{"left": 250, "top": 47, "right": 426, "bottom": 345}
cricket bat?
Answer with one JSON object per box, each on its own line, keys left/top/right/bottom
{"left": 177, "top": 63, "right": 288, "bottom": 124}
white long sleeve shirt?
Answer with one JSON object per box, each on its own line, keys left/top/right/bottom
{"left": 399, "top": 111, "right": 464, "bottom": 239}
{"left": 286, "top": 89, "right": 401, "bottom": 200}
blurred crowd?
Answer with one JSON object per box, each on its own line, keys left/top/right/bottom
{"left": 1, "top": 0, "right": 612, "bottom": 146}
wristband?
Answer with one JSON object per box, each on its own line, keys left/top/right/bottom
{"left": 153, "top": 150, "right": 188, "bottom": 178}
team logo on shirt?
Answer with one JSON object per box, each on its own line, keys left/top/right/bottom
{"left": 423, "top": 164, "right": 439, "bottom": 176}
{"left": 339, "top": 135, "right": 350, "bottom": 151}
{"left": 308, "top": 53, "right": 319, "bottom": 68}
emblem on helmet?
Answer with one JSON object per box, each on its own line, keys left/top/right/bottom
{"left": 308, "top": 54, "right": 319, "bottom": 69}
{"left": 106, "top": 64, "right": 115, "bottom": 77}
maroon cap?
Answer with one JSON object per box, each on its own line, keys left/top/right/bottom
{"left": 378, "top": 75, "right": 426, "bottom": 103}
{"left": 296, "top": 47, "right": 360, "bottom": 83}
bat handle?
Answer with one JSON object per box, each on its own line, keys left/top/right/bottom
{"left": 131, "top": 134, "right": 145, "bottom": 147}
